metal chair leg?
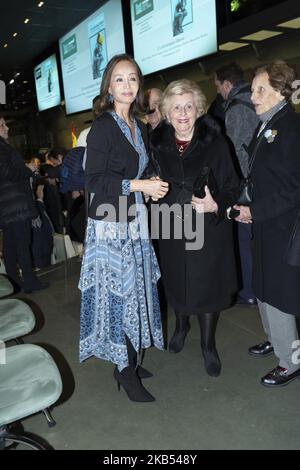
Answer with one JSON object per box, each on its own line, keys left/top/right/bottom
{"left": 14, "top": 337, "right": 24, "bottom": 345}
{"left": 42, "top": 408, "right": 56, "bottom": 427}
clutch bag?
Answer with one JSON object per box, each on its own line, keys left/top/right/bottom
{"left": 236, "top": 178, "right": 253, "bottom": 206}
{"left": 193, "top": 167, "right": 218, "bottom": 199}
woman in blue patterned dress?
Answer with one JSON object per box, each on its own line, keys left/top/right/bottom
{"left": 79, "top": 54, "right": 169, "bottom": 402}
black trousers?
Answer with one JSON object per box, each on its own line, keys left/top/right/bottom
{"left": 3, "top": 219, "right": 36, "bottom": 288}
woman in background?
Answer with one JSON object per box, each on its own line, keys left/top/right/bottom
{"left": 235, "top": 61, "right": 300, "bottom": 387}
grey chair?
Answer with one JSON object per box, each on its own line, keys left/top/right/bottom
{"left": 0, "top": 298, "right": 36, "bottom": 344}
{"left": 0, "top": 298, "right": 60, "bottom": 433}
{"left": 0, "top": 344, "right": 63, "bottom": 450}
{"left": 0, "top": 275, "right": 13, "bottom": 299}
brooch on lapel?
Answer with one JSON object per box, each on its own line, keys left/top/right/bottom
{"left": 264, "top": 129, "right": 278, "bottom": 143}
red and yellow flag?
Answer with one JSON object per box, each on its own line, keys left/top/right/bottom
{"left": 71, "top": 122, "right": 77, "bottom": 148}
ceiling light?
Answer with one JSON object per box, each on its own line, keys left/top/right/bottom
{"left": 9, "top": 79, "right": 15, "bottom": 85}
{"left": 24, "top": 18, "right": 30, "bottom": 24}
{"left": 219, "top": 42, "right": 249, "bottom": 51}
{"left": 3, "top": 44, "right": 8, "bottom": 48}
{"left": 13, "top": 32, "right": 18, "bottom": 37}
{"left": 38, "top": 1, "right": 44, "bottom": 7}
{"left": 15, "top": 72, "right": 20, "bottom": 77}
{"left": 241, "top": 30, "right": 283, "bottom": 41}
{"left": 278, "top": 17, "right": 300, "bottom": 29}
{"left": 23, "top": 80, "right": 28, "bottom": 84}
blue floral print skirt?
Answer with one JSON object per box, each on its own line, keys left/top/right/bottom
{"left": 79, "top": 217, "right": 164, "bottom": 371}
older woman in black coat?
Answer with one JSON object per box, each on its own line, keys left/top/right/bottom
{"left": 235, "top": 62, "right": 300, "bottom": 387}
{"left": 150, "top": 79, "right": 239, "bottom": 376}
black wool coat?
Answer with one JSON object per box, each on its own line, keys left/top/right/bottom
{"left": 150, "top": 115, "right": 239, "bottom": 315}
{"left": 250, "top": 104, "right": 300, "bottom": 315}
{"left": 0, "top": 137, "right": 37, "bottom": 229}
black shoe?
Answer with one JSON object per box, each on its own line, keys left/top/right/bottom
{"left": 124, "top": 336, "right": 153, "bottom": 378}
{"left": 248, "top": 341, "right": 274, "bottom": 357}
{"left": 235, "top": 296, "right": 257, "bottom": 307}
{"left": 137, "top": 366, "right": 153, "bottom": 379}
{"left": 169, "top": 322, "right": 190, "bottom": 354}
{"left": 23, "top": 280, "right": 49, "bottom": 294}
{"left": 113, "top": 367, "right": 155, "bottom": 402}
{"left": 202, "top": 348, "right": 221, "bottom": 377}
{"left": 261, "top": 366, "right": 300, "bottom": 387}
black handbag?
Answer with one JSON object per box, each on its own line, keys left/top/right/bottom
{"left": 236, "top": 177, "right": 253, "bottom": 206}
{"left": 285, "top": 211, "right": 300, "bottom": 266}
{"left": 235, "top": 130, "right": 265, "bottom": 207}
{"left": 193, "top": 166, "right": 218, "bottom": 199}
{"left": 142, "top": 154, "right": 162, "bottom": 179}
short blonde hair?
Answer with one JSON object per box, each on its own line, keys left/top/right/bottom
{"left": 160, "top": 79, "right": 207, "bottom": 118}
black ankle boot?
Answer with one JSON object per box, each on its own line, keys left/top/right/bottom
{"left": 125, "top": 336, "right": 153, "bottom": 379}
{"left": 198, "top": 312, "right": 221, "bottom": 377}
{"left": 169, "top": 312, "right": 190, "bottom": 354}
{"left": 137, "top": 366, "right": 153, "bottom": 379}
{"left": 113, "top": 367, "right": 155, "bottom": 402}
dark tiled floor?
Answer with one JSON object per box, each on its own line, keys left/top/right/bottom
{"left": 8, "top": 258, "right": 300, "bottom": 450}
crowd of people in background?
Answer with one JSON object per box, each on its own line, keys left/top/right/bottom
{"left": 1, "top": 56, "right": 300, "bottom": 399}
{"left": 0, "top": 126, "right": 88, "bottom": 291}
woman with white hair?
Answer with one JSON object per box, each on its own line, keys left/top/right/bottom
{"left": 150, "top": 79, "right": 239, "bottom": 377}
{"left": 235, "top": 62, "right": 300, "bottom": 387}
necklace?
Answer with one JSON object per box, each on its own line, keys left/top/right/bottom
{"left": 175, "top": 138, "right": 191, "bottom": 156}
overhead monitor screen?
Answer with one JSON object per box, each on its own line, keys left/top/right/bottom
{"left": 34, "top": 54, "right": 61, "bottom": 111}
{"left": 130, "top": 0, "right": 217, "bottom": 75}
{"left": 59, "top": 0, "right": 126, "bottom": 114}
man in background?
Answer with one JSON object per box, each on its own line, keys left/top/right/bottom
{"left": 144, "top": 88, "right": 167, "bottom": 319}
{"left": 76, "top": 95, "right": 101, "bottom": 148}
{"left": 215, "top": 62, "right": 259, "bottom": 306}
{"left": 144, "top": 88, "right": 163, "bottom": 135}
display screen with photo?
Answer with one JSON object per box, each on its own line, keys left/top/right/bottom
{"left": 34, "top": 54, "right": 61, "bottom": 112}
{"left": 130, "top": 0, "right": 217, "bottom": 75}
{"left": 59, "top": 0, "right": 125, "bottom": 114}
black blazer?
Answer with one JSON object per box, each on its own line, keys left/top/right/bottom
{"left": 85, "top": 112, "right": 148, "bottom": 222}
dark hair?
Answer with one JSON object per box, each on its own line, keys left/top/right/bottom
{"left": 48, "top": 147, "right": 67, "bottom": 160}
{"left": 92, "top": 94, "right": 100, "bottom": 105}
{"left": 94, "top": 53, "right": 144, "bottom": 117}
{"left": 254, "top": 61, "right": 296, "bottom": 101}
{"left": 143, "top": 88, "right": 163, "bottom": 114}
{"left": 92, "top": 94, "right": 101, "bottom": 118}
{"left": 215, "top": 62, "right": 244, "bottom": 85}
